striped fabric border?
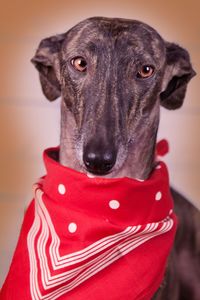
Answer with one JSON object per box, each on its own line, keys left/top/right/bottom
{"left": 27, "top": 185, "right": 173, "bottom": 300}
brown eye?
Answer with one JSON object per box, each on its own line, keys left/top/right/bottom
{"left": 71, "top": 57, "right": 87, "bottom": 72}
{"left": 137, "top": 65, "right": 154, "bottom": 78}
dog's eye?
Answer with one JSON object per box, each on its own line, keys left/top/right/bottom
{"left": 137, "top": 65, "right": 154, "bottom": 78}
{"left": 71, "top": 57, "right": 87, "bottom": 72}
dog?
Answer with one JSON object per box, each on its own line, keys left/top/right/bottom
{"left": 1, "top": 17, "right": 199, "bottom": 300}
{"left": 30, "top": 17, "right": 199, "bottom": 299}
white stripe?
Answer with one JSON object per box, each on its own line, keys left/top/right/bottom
{"left": 34, "top": 220, "right": 171, "bottom": 300}
{"left": 36, "top": 198, "right": 148, "bottom": 286}
{"left": 27, "top": 185, "right": 174, "bottom": 300}
{"left": 37, "top": 192, "right": 140, "bottom": 266}
{"left": 28, "top": 188, "right": 173, "bottom": 298}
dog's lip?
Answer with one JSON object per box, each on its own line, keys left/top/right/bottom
{"left": 84, "top": 164, "right": 114, "bottom": 177}
{"left": 86, "top": 170, "right": 146, "bottom": 180}
{"left": 86, "top": 172, "right": 96, "bottom": 178}
{"left": 85, "top": 167, "right": 114, "bottom": 178}
{"left": 86, "top": 169, "right": 112, "bottom": 177}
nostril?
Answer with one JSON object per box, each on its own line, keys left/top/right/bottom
{"left": 102, "top": 152, "right": 115, "bottom": 168}
{"left": 84, "top": 152, "right": 96, "bottom": 167}
{"left": 83, "top": 146, "right": 117, "bottom": 175}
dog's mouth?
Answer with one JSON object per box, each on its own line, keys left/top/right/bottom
{"left": 84, "top": 164, "right": 114, "bottom": 176}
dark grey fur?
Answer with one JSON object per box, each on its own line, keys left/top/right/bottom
{"left": 31, "top": 17, "right": 199, "bottom": 299}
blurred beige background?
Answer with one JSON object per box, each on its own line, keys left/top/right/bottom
{"left": 0, "top": 0, "right": 199, "bottom": 286}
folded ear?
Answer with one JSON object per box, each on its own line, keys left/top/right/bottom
{"left": 160, "top": 42, "right": 196, "bottom": 110}
{"left": 31, "top": 34, "right": 65, "bottom": 101}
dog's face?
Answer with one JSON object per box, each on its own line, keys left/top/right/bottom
{"left": 32, "top": 17, "right": 195, "bottom": 179}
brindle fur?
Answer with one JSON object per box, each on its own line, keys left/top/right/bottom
{"left": 31, "top": 17, "right": 199, "bottom": 299}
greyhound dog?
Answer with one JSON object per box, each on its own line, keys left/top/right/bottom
{"left": 1, "top": 17, "right": 199, "bottom": 300}
{"left": 30, "top": 17, "right": 199, "bottom": 299}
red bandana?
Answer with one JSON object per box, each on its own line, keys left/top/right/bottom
{"left": 0, "top": 144, "right": 177, "bottom": 300}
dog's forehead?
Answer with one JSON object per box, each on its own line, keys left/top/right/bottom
{"left": 63, "top": 17, "right": 165, "bottom": 58}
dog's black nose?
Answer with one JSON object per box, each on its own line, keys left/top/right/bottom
{"left": 83, "top": 143, "right": 117, "bottom": 175}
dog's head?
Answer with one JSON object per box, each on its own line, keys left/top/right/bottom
{"left": 32, "top": 17, "right": 195, "bottom": 179}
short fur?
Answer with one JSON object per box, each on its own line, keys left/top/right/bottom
{"left": 31, "top": 17, "right": 199, "bottom": 299}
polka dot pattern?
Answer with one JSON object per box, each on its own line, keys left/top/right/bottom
{"left": 109, "top": 200, "right": 120, "bottom": 210}
{"left": 68, "top": 222, "right": 77, "bottom": 233}
{"left": 58, "top": 184, "right": 66, "bottom": 195}
{"left": 52, "top": 162, "right": 169, "bottom": 238}
{"left": 155, "top": 191, "right": 162, "bottom": 201}
{"left": 156, "top": 164, "right": 161, "bottom": 170}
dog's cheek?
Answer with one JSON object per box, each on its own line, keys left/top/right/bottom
{"left": 61, "top": 75, "right": 80, "bottom": 112}
{"left": 141, "top": 86, "right": 162, "bottom": 117}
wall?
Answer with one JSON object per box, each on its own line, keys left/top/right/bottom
{"left": 0, "top": 0, "right": 199, "bottom": 286}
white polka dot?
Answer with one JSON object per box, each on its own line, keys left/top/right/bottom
{"left": 109, "top": 200, "right": 120, "bottom": 210}
{"left": 58, "top": 184, "right": 66, "bottom": 195}
{"left": 169, "top": 209, "right": 173, "bottom": 215}
{"left": 155, "top": 191, "right": 162, "bottom": 201}
{"left": 156, "top": 164, "right": 161, "bottom": 170}
{"left": 68, "top": 222, "right": 77, "bottom": 233}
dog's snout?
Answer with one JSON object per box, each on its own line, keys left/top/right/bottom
{"left": 83, "top": 143, "right": 117, "bottom": 175}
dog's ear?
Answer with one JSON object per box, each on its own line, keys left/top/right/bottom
{"left": 31, "top": 34, "right": 65, "bottom": 101}
{"left": 160, "top": 42, "right": 196, "bottom": 110}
